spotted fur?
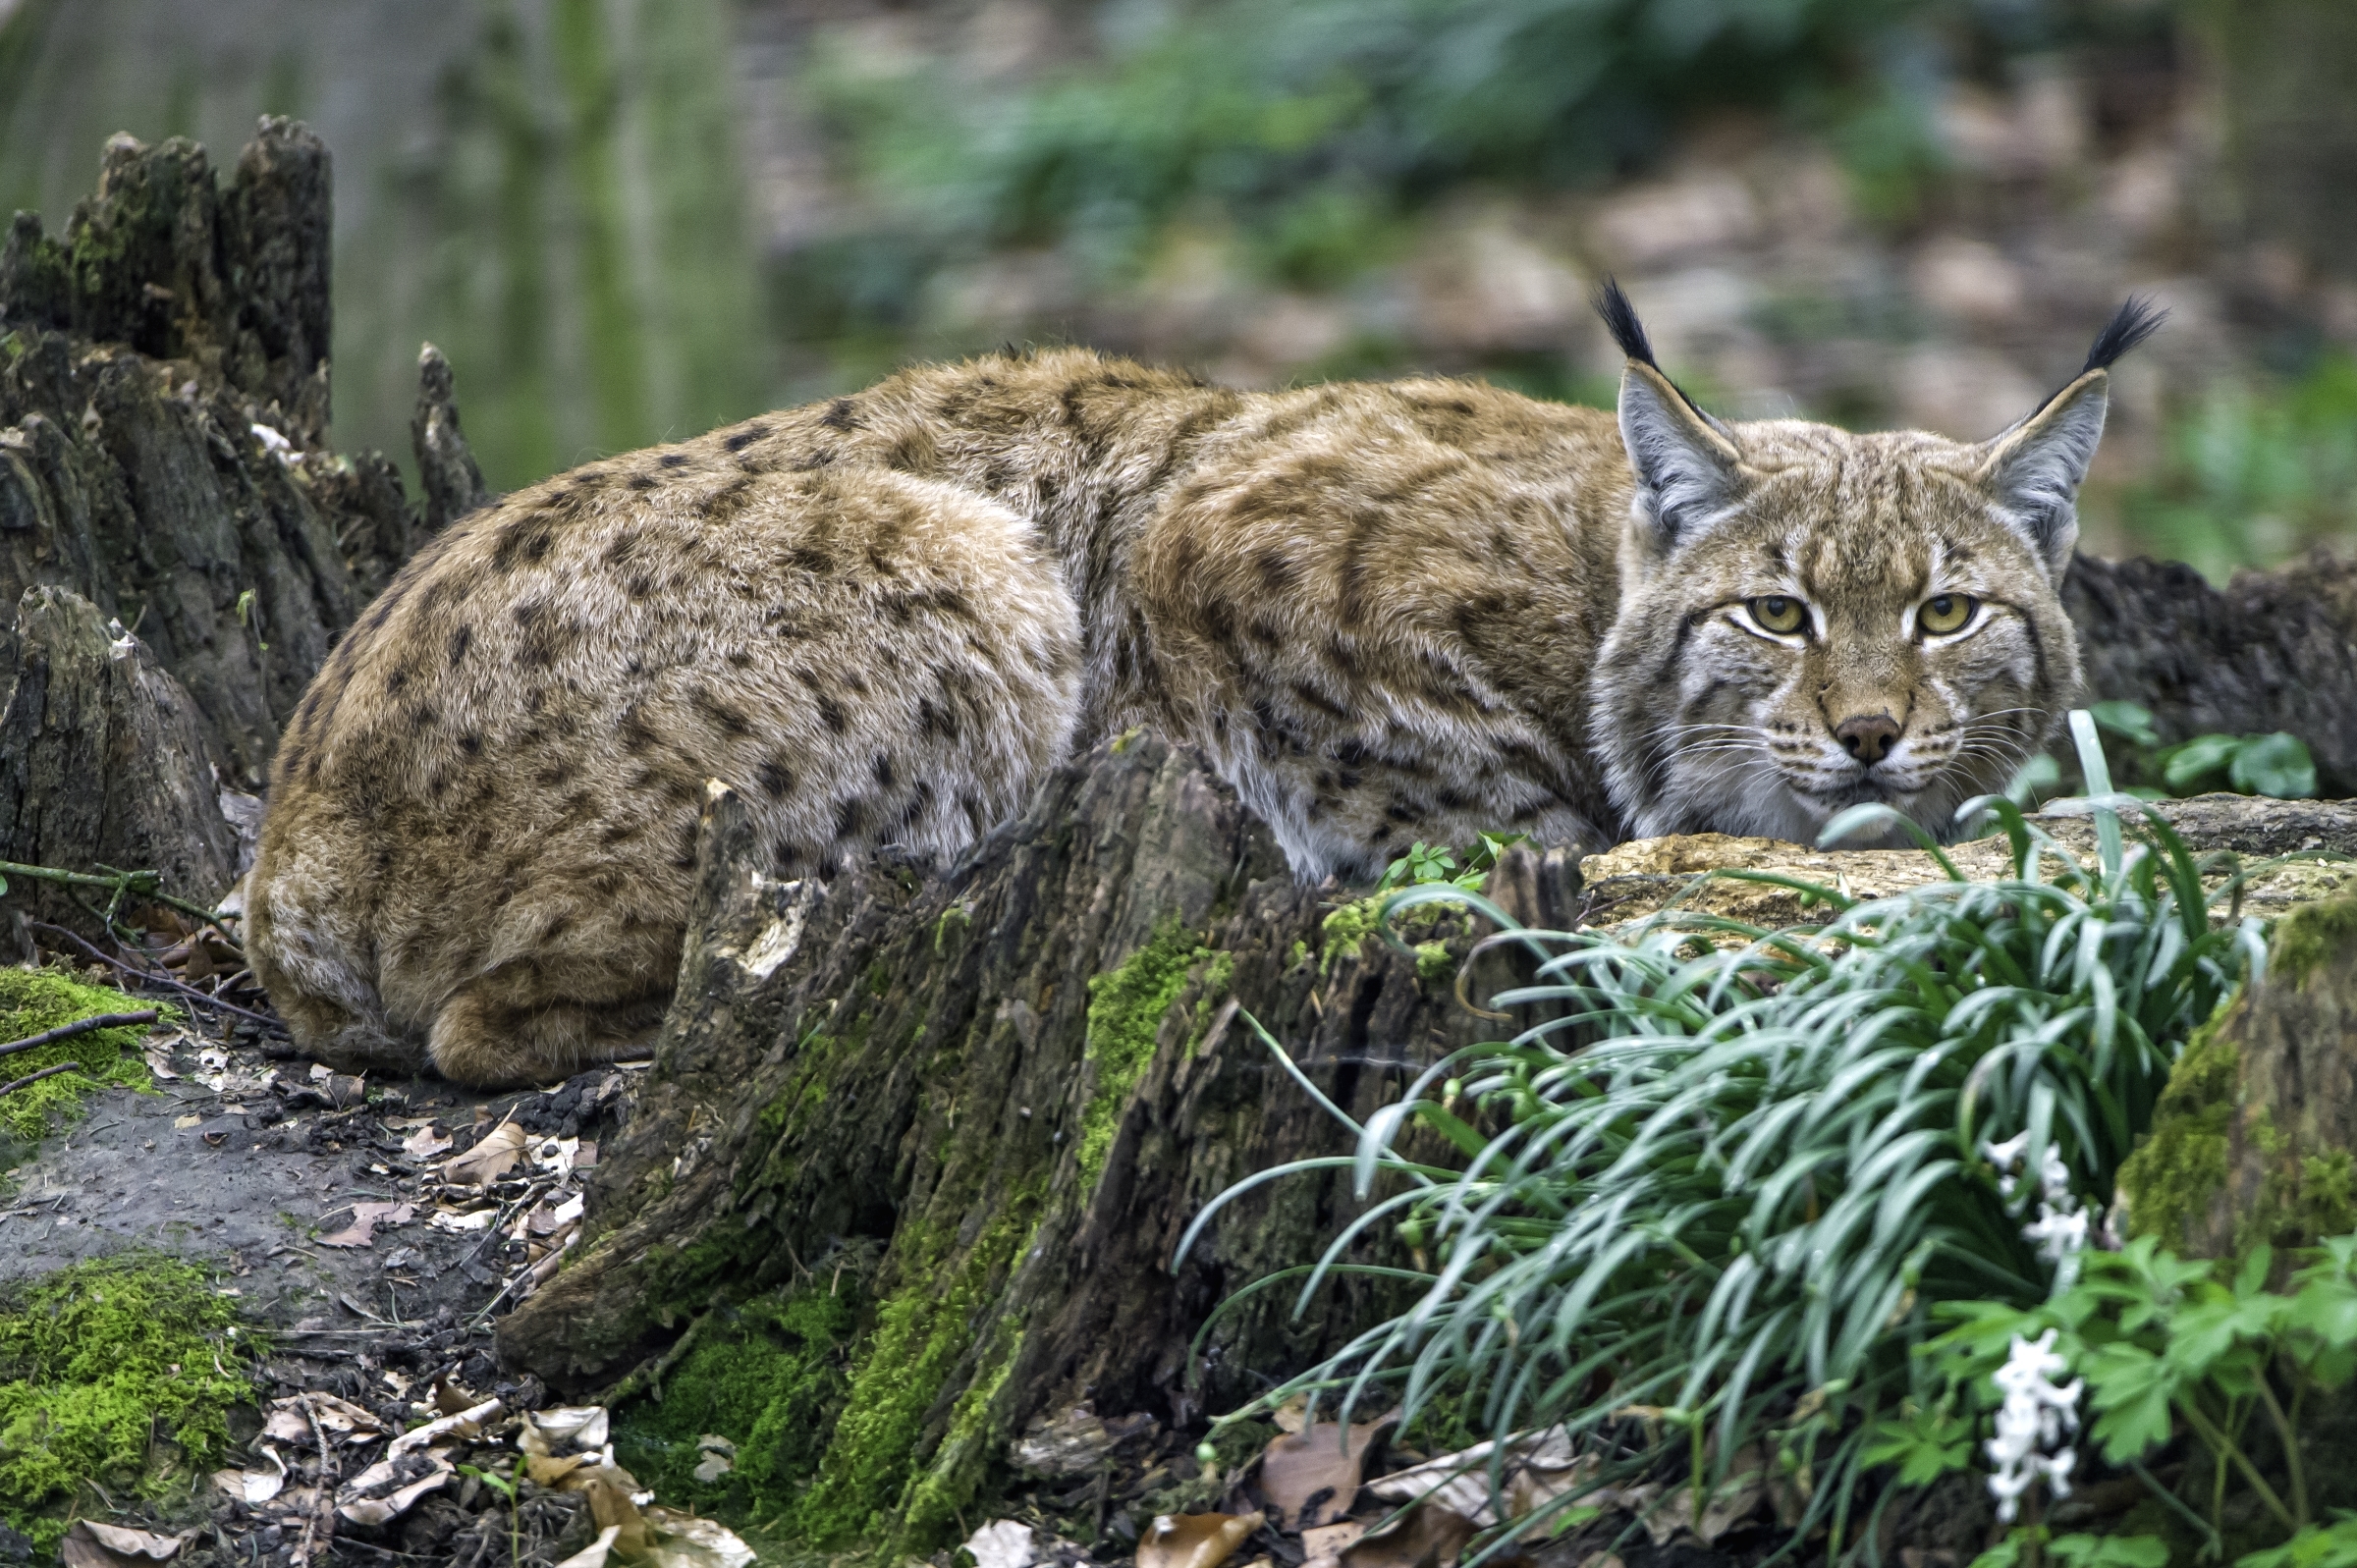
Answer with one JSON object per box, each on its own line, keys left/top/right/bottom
{"left": 248, "top": 299, "right": 2143, "bottom": 1086}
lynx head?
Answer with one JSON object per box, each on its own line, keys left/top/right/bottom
{"left": 1588, "top": 282, "right": 2164, "bottom": 846}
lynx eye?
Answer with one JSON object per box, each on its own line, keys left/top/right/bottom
{"left": 1918, "top": 594, "right": 1978, "bottom": 636}
{"left": 1748, "top": 596, "right": 1806, "bottom": 635}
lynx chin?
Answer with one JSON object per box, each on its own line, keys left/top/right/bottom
{"left": 247, "top": 286, "right": 2159, "bottom": 1085}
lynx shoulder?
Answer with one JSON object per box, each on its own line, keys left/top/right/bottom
{"left": 247, "top": 297, "right": 2158, "bottom": 1086}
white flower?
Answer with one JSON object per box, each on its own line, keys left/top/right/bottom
{"left": 1985, "top": 1329, "right": 2083, "bottom": 1521}
{"left": 250, "top": 423, "right": 296, "bottom": 466}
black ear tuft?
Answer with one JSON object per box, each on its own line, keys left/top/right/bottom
{"left": 2082, "top": 296, "right": 2167, "bottom": 375}
{"left": 1595, "top": 277, "right": 1659, "bottom": 368}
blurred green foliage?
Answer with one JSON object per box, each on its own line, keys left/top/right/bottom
{"left": 785, "top": 0, "right": 2171, "bottom": 338}
{"left": 2106, "top": 353, "right": 2357, "bottom": 581}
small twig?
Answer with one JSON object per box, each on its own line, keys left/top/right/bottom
{"left": 0, "top": 1062, "right": 79, "bottom": 1099}
{"left": 29, "top": 921, "right": 285, "bottom": 1031}
{"left": 298, "top": 1393, "right": 341, "bottom": 1568}
{"left": 0, "top": 857, "right": 237, "bottom": 933}
{"left": 0, "top": 1009, "right": 159, "bottom": 1062}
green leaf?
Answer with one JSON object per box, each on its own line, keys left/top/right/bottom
{"left": 2083, "top": 1341, "right": 2180, "bottom": 1463}
{"left": 1861, "top": 1411, "right": 1974, "bottom": 1486}
{"left": 2163, "top": 732, "right": 2243, "bottom": 792}
{"left": 2237, "top": 1519, "right": 2357, "bottom": 1568}
{"left": 2230, "top": 732, "right": 2318, "bottom": 799}
{"left": 2050, "top": 1534, "right": 2170, "bottom": 1568}
{"left": 2088, "top": 701, "right": 2162, "bottom": 750}
{"left": 1972, "top": 1527, "right": 2046, "bottom": 1568}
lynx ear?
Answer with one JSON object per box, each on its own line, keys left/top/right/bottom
{"left": 1974, "top": 297, "right": 2165, "bottom": 577}
{"left": 1600, "top": 279, "right": 1745, "bottom": 552}
{"left": 1973, "top": 369, "right": 2110, "bottom": 578}
{"left": 1617, "top": 359, "right": 1745, "bottom": 552}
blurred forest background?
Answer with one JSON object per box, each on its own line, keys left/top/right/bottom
{"left": 3, "top": 0, "right": 2354, "bottom": 579}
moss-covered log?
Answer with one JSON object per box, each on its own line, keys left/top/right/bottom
{"left": 496, "top": 734, "right": 1576, "bottom": 1551}
{"left": 2120, "top": 893, "right": 2357, "bottom": 1260}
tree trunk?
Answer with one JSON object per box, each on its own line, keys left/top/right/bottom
{"left": 495, "top": 733, "right": 1577, "bottom": 1552}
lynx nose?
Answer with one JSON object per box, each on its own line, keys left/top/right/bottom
{"left": 1836, "top": 713, "right": 1901, "bottom": 766}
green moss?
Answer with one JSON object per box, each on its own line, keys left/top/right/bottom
{"left": 613, "top": 1283, "right": 861, "bottom": 1511}
{"left": 1080, "top": 918, "right": 1223, "bottom": 1185}
{"left": 0, "top": 968, "right": 161, "bottom": 1143}
{"left": 2271, "top": 893, "right": 2357, "bottom": 989}
{"left": 0, "top": 1253, "right": 263, "bottom": 1549}
{"left": 897, "top": 1327, "right": 1017, "bottom": 1544}
{"left": 2119, "top": 1001, "right": 2241, "bottom": 1251}
{"left": 1413, "top": 941, "right": 1454, "bottom": 985}
{"left": 934, "top": 904, "right": 972, "bottom": 955}
{"left": 790, "top": 1208, "right": 1036, "bottom": 1550}
{"left": 1185, "top": 951, "right": 1237, "bottom": 1059}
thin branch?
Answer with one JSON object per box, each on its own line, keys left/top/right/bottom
{"left": 0, "top": 1061, "right": 80, "bottom": 1099}
{"left": 0, "top": 1009, "right": 159, "bottom": 1063}
{"left": 27, "top": 921, "right": 286, "bottom": 1032}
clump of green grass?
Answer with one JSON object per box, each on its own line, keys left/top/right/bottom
{"left": 0, "top": 967, "right": 159, "bottom": 1143}
{"left": 0, "top": 1253, "right": 263, "bottom": 1550}
{"left": 1187, "top": 717, "right": 2276, "bottom": 1555}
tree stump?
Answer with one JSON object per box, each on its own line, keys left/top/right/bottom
{"left": 496, "top": 733, "right": 1577, "bottom": 1550}
{"left": 0, "top": 585, "right": 243, "bottom": 927}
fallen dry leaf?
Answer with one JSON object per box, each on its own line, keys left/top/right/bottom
{"left": 554, "top": 1525, "right": 625, "bottom": 1568}
{"left": 640, "top": 1506, "right": 758, "bottom": 1568}
{"left": 1272, "top": 1395, "right": 1310, "bottom": 1434}
{"left": 62, "top": 1521, "right": 189, "bottom": 1567}
{"left": 441, "top": 1116, "right": 526, "bottom": 1187}
{"left": 527, "top": 1452, "right": 593, "bottom": 1487}
{"left": 213, "top": 1445, "right": 287, "bottom": 1505}
{"left": 317, "top": 1202, "right": 415, "bottom": 1250}
{"left": 1303, "top": 1522, "right": 1366, "bottom": 1568}
{"left": 962, "top": 1519, "right": 1037, "bottom": 1568}
{"left": 402, "top": 1123, "right": 453, "bottom": 1159}
{"left": 1261, "top": 1417, "right": 1396, "bottom": 1531}
{"left": 430, "top": 1207, "right": 498, "bottom": 1232}
{"left": 336, "top": 1452, "right": 453, "bottom": 1526}
{"left": 1340, "top": 1505, "right": 1478, "bottom": 1568}
{"left": 431, "top": 1374, "right": 486, "bottom": 1415}
{"left": 1631, "top": 1453, "right": 1767, "bottom": 1546}
{"left": 1137, "top": 1513, "right": 1259, "bottom": 1568}
{"left": 142, "top": 1045, "right": 181, "bottom": 1081}
{"left": 521, "top": 1405, "right": 612, "bottom": 1456}
{"left": 173, "top": 1114, "right": 201, "bottom": 1129}
{"left": 1364, "top": 1429, "right": 1589, "bottom": 1529}
{"left": 387, "top": 1396, "right": 503, "bottom": 1456}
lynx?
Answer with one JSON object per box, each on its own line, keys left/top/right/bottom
{"left": 247, "top": 286, "right": 2159, "bottom": 1086}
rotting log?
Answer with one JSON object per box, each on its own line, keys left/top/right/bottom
{"left": 2063, "top": 550, "right": 2357, "bottom": 797}
{"left": 0, "top": 585, "right": 244, "bottom": 931}
{"left": 495, "top": 733, "right": 1579, "bottom": 1550}
{"left": 0, "top": 122, "right": 488, "bottom": 945}
{"left": 0, "top": 118, "right": 488, "bottom": 788}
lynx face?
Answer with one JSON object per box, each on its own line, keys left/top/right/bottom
{"left": 1587, "top": 293, "right": 2154, "bottom": 845}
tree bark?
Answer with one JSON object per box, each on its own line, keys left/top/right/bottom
{"left": 0, "top": 584, "right": 244, "bottom": 926}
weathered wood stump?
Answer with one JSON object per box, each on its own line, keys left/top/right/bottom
{"left": 496, "top": 734, "right": 1578, "bottom": 1549}
{"left": 0, "top": 120, "right": 487, "bottom": 941}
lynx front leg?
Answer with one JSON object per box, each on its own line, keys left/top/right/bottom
{"left": 427, "top": 973, "right": 672, "bottom": 1089}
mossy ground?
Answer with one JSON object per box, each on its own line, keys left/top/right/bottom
{"left": 613, "top": 1284, "right": 862, "bottom": 1522}
{"left": 0, "top": 1253, "right": 262, "bottom": 1550}
{"left": 0, "top": 967, "right": 160, "bottom": 1147}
